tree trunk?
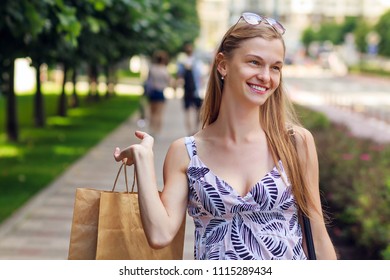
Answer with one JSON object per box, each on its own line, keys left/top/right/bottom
{"left": 70, "top": 68, "right": 79, "bottom": 108}
{"left": 3, "top": 59, "right": 18, "bottom": 141}
{"left": 58, "top": 64, "right": 68, "bottom": 116}
{"left": 105, "top": 65, "right": 110, "bottom": 99}
{"left": 34, "top": 62, "right": 45, "bottom": 127}
{"left": 88, "top": 64, "right": 99, "bottom": 101}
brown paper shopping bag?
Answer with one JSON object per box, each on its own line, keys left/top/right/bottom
{"left": 68, "top": 162, "right": 185, "bottom": 260}
{"left": 95, "top": 162, "right": 185, "bottom": 260}
{"left": 67, "top": 187, "right": 102, "bottom": 259}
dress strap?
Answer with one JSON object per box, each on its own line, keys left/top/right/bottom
{"left": 184, "top": 136, "right": 196, "bottom": 159}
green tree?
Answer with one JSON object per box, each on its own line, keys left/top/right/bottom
{"left": 0, "top": 0, "right": 200, "bottom": 141}
{"left": 0, "top": 0, "right": 48, "bottom": 140}
{"left": 301, "top": 27, "right": 318, "bottom": 54}
{"left": 375, "top": 9, "right": 390, "bottom": 57}
{"left": 0, "top": 0, "right": 82, "bottom": 138}
{"left": 317, "top": 22, "right": 343, "bottom": 45}
{"left": 354, "top": 20, "right": 372, "bottom": 53}
{"left": 340, "top": 16, "right": 358, "bottom": 37}
{"left": 28, "top": 0, "right": 81, "bottom": 123}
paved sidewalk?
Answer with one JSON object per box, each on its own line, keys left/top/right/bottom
{"left": 287, "top": 87, "right": 390, "bottom": 144}
{"left": 0, "top": 97, "right": 195, "bottom": 260}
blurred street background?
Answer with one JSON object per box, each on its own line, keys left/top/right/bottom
{"left": 1, "top": 0, "right": 390, "bottom": 260}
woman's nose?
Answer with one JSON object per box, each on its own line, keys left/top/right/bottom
{"left": 257, "top": 67, "right": 271, "bottom": 83}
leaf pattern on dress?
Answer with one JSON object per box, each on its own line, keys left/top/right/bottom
{"left": 198, "top": 181, "right": 226, "bottom": 217}
{"left": 292, "top": 241, "right": 306, "bottom": 260}
{"left": 250, "top": 176, "right": 278, "bottom": 211}
{"left": 215, "top": 177, "right": 232, "bottom": 195}
{"left": 188, "top": 183, "right": 203, "bottom": 217}
{"left": 289, "top": 212, "right": 299, "bottom": 232}
{"left": 190, "top": 140, "right": 197, "bottom": 156}
{"left": 194, "top": 230, "right": 201, "bottom": 259}
{"left": 260, "top": 222, "right": 288, "bottom": 235}
{"left": 261, "top": 235, "right": 288, "bottom": 258}
{"left": 225, "top": 250, "right": 239, "bottom": 260}
{"left": 245, "top": 212, "right": 288, "bottom": 236}
{"left": 231, "top": 214, "right": 262, "bottom": 260}
{"left": 244, "top": 212, "right": 286, "bottom": 225}
{"left": 203, "top": 219, "right": 228, "bottom": 245}
{"left": 270, "top": 168, "right": 281, "bottom": 179}
{"left": 194, "top": 219, "right": 203, "bottom": 229}
{"left": 188, "top": 167, "right": 210, "bottom": 180}
{"left": 184, "top": 137, "right": 305, "bottom": 260}
{"left": 230, "top": 203, "right": 259, "bottom": 213}
{"left": 206, "top": 246, "right": 221, "bottom": 260}
{"left": 279, "top": 187, "right": 295, "bottom": 210}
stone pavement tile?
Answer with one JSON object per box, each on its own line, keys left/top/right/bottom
{"left": 16, "top": 219, "right": 72, "bottom": 234}
{"left": 0, "top": 248, "right": 67, "bottom": 260}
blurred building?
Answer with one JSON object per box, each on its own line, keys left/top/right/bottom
{"left": 196, "top": 0, "right": 230, "bottom": 54}
{"left": 196, "top": 0, "right": 390, "bottom": 53}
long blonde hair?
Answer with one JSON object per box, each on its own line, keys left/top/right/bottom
{"left": 200, "top": 20, "right": 317, "bottom": 218}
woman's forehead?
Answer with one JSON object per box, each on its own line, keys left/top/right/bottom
{"left": 234, "top": 37, "right": 285, "bottom": 61}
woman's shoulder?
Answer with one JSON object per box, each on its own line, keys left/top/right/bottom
{"left": 168, "top": 137, "right": 187, "bottom": 150}
{"left": 291, "top": 125, "right": 314, "bottom": 141}
{"left": 163, "top": 137, "right": 192, "bottom": 173}
{"left": 290, "top": 125, "right": 317, "bottom": 158}
{"left": 166, "top": 137, "right": 192, "bottom": 159}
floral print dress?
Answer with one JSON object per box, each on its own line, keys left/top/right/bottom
{"left": 184, "top": 136, "right": 307, "bottom": 260}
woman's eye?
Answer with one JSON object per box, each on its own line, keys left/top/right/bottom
{"left": 249, "top": 60, "right": 259, "bottom": 65}
{"left": 272, "top": 66, "right": 281, "bottom": 71}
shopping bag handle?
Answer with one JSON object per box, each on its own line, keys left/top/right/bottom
{"left": 112, "top": 161, "right": 136, "bottom": 193}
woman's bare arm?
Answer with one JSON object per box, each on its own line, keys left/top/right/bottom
{"left": 114, "top": 131, "right": 189, "bottom": 248}
{"left": 295, "top": 127, "right": 338, "bottom": 260}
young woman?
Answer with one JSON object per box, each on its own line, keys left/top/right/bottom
{"left": 176, "top": 42, "right": 203, "bottom": 135}
{"left": 114, "top": 12, "right": 337, "bottom": 260}
{"left": 144, "top": 50, "right": 171, "bottom": 137}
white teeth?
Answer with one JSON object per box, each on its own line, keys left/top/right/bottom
{"left": 250, "top": 84, "right": 266, "bottom": 91}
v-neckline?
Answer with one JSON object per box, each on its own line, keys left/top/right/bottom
{"left": 195, "top": 156, "right": 279, "bottom": 199}
{"left": 188, "top": 136, "right": 280, "bottom": 199}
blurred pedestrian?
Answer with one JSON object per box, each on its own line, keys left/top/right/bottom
{"left": 177, "top": 42, "right": 203, "bottom": 135}
{"left": 114, "top": 12, "right": 337, "bottom": 260}
{"left": 144, "top": 50, "right": 171, "bottom": 137}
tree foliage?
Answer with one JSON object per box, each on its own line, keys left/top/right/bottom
{"left": 300, "top": 17, "right": 360, "bottom": 51}
{"left": 0, "top": 0, "right": 200, "bottom": 141}
{"left": 354, "top": 20, "right": 371, "bottom": 53}
{"left": 375, "top": 10, "right": 390, "bottom": 57}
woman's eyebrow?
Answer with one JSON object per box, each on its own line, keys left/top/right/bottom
{"left": 245, "top": 54, "right": 284, "bottom": 65}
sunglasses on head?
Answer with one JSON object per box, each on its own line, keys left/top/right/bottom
{"left": 219, "top": 12, "right": 285, "bottom": 52}
{"left": 239, "top": 12, "right": 286, "bottom": 35}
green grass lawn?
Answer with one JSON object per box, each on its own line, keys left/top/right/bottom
{"left": 0, "top": 92, "right": 139, "bottom": 222}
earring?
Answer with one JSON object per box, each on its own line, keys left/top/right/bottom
{"left": 221, "top": 75, "right": 224, "bottom": 80}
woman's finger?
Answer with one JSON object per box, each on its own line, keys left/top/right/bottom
{"left": 113, "top": 147, "right": 122, "bottom": 162}
{"left": 135, "top": 131, "right": 154, "bottom": 148}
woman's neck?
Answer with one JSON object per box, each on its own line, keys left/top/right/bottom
{"left": 210, "top": 97, "right": 263, "bottom": 144}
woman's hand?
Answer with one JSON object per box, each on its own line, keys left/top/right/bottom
{"left": 113, "top": 131, "right": 154, "bottom": 165}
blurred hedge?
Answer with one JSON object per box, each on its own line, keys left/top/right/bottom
{"left": 297, "top": 105, "right": 390, "bottom": 259}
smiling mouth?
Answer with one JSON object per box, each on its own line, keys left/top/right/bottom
{"left": 248, "top": 84, "right": 267, "bottom": 93}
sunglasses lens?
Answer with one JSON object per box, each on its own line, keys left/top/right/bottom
{"left": 242, "top": 12, "right": 285, "bottom": 35}
{"left": 242, "top": 13, "right": 261, "bottom": 25}
{"left": 265, "top": 17, "right": 285, "bottom": 34}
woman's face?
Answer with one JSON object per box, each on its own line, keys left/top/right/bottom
{"left": 220, "top": 37, "right": 284, "bottom": 106}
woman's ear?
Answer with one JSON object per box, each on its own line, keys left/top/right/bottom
{"left": 216, "top": 52, "right": 227, "bottom": 77}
